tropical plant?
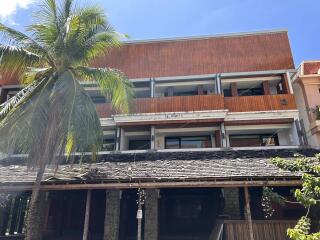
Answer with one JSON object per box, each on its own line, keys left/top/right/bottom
{"left": 262, "top": 154, "right": 320, "bottom": 240}
{"left": 0, "top": 0, "right": 132, "bottom": 239}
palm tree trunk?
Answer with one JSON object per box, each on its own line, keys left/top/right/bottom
{"left": 25, "top": 162, "right": 46, "bottom": 240}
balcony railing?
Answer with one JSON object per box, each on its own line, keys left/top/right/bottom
{"left": 96, "top": 94, "right": 224, "bottom": 118}
{"left": 223, "top": 220, "right": 296, "bottom": 240}
{"left": 224, "top": 94, "right": 296, "bottom": 112}
{"left": 96, "top": 94, "right": 297, "bottom": 118}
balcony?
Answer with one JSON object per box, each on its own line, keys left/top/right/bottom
{"left": 96, "top": 94, "right": 297, "bottom": 118}
{"left": 223, "top": 220, "right": 296, "bottom": 240}
{"left": 224, "top": 94, "right": 296, "bottom": 112}
{"left": 96, "top": 94, "right": 224, "bottom": 118}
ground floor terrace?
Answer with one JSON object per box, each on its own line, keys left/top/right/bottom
{"left": 0, "top": 148, "right": 319, "bottom": 240}
{"left": 0, "top": 186, "right": 308, "bottom": 240}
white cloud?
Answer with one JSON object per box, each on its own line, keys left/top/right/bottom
{"left": 0, "top": 0, "right": 34, "bottom": 20}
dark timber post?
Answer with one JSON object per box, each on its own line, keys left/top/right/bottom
{"left": 103, "top": 190, "right": 121, "bottom": 240}
{"left": 0, "top": 196, "right": 12, "bottom": 236}
{"left": 244, "top": 187, "right": 254, "bottom": 240}
{"left": 144, "top": 189, "right": 159, "bottom": 240}
{"left": 262, "top": 81, "right": 271, "bottom": 95}
{"left": 9, "top": 196, "right": 20, "bottom": 235}
{"left": 83, "top": 190, "right": 92, "bottom": 240}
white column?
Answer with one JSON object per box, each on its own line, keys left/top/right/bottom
{"left": 115, "top": 127, "right": 121, "bottom": 151}
{"left": 286, "top": 72, "right": 294, "bottom": 94}
{"left": 221, "top": 123, "right": 228, "bottom": 147}
{"left": 215, "top": 74, "right": 222, "bottom": 94}
{"left": 150, "top": 78, "right": 155, "bottom": 98}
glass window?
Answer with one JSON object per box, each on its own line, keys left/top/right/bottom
{"left": 165, "top": 138, "right": 180, "bottom": 149}
{"left": 223, "top": 89, "right": 232, "bottom": 97}
{"left": 229, "top": 134, "right": 279, "bottom": 147}
{"left": 90, "top": 95, "right": 106, "bottom": 104}
{"left": 238, "top": 87, "right": 263, "bottom": 96}
{"left": 102, "top": 139, "right": 115, "bottom": 151}
{"left": 128, "top": 140, "right": 150, "bottom": 150}
{"left": 165, "top": 136, "right": 212, "bottom": 149}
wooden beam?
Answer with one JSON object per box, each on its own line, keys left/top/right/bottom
{"left": 262, "top": 81, "right": 271, "bottom": 95}
{"left": 82, "top": 189, "right": 92, "bottom": 240}
{"left": 244, "top": 187, "right": 254, "bottom": 240}
{"left": 117, "top": 118, "right": 225, "bottom": 126}
{"left": 230, "top": 83, "right": 238, "bottom": 97}
{"left": 282, "top": 74, "right": 290, "bottom": 94}
{"left": 214, "top": 130, "right": 221, "bottom": 148}
{"left": 224, "top": 118, "right": 294, "bottom": 126}
{"left": 0, "top": 179, "right": 302, "bottom": 192}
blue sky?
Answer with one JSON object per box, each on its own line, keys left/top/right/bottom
{"left": 2, "top": 0, "right": 320, "bottom": 66}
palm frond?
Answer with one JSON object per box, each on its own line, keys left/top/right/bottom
{"left": 22, "top": 67, "right": 53, "bottom": 85}
{"left": 0, "top": 81, "right": 40, "bottom": 119}
{"left": 0, "top": 23, "right": 49, "bottom": 57}
{"left": 66, "top": 6, "right": 120, "bottom": 64}
{"left": 0, "top": 45, "right": 41, "bottom": 83}
{"left": 74, "top": 66, "right": 133, "bottom": 113}
{"left": 82, "top": 31, "right": 122, "bottom": 64}
{"left": 0, "top": 70, "right": 102, "bottom": 166}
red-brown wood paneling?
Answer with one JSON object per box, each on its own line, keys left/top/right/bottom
{"left": 92, "top": 31, "right": 294, "bottom": 79}
{"left": 224, "top": 220, "right": 296, "bottom": 240}
{"left": 96, "top": 94, "right": 297, "bottom": 118}
{"left": 224, "top": 94, "right": 296, "bottom": 112}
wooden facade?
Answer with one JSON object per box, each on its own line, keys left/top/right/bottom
{"left": 224, "top": 94, "right": 296, "bottom": 112}
{"left": 96, "top": 94, "right": 296, "bottom": 118}
{"left": 92, "top": 31, "right": 294, "bottom": 79}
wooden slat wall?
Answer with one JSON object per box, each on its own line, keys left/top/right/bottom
{"left": 224, "top": 94, "right": 296, "bottom": 112}
{"left": 96, "top": 94, "right": 296, "bottom": 118}
{"left": 224, "top": 220, "right": 296, "bottom": 240}
{"left": 91, "top": 32, "right": 294, "bottom": 79}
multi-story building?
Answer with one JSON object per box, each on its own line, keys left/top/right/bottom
{"left": 292, "top": 60, "right": 320, "bottom": 146}
{"left": 0, "top": 30, "right": 318, "bottom": 240}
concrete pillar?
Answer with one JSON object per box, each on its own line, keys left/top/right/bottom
{"left": 286, "top": 72, "right": 294, "bottom": 94}
{"left": 220, "top": 123, "right": 227, "bottom": 147}
{"left": 144, "top": 189, "right": 159, "bottom": 240}
{"left": 223, "top": 188, "right": 241, "bottom": 219}
{"left": 291, "top": 119, "right": 301, "bottom": 146}
{"left": 103, "top": 190, "right": 121, "bottom": 240}
{"left": 150, "top": 78, "right": 155, "bottom": 98}
{"left": 115, "top": 127, "right": 121, "bottom": 151}
{"left": 151, "top": 126, "right": 156, "bottom": 150}
{"left": 215, "top": 74, "right": 222, "bottom": 94}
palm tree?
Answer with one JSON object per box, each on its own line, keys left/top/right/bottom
{"left": 0, "top": 0, "right": 132, "bottom": 239}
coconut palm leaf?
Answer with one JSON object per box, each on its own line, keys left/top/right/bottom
{"left": 0, "top": 46, "right": 41, "bottom": 81}
{"left": 74, "top": 66, "right": 133, "bottom": 113}
{"left": 0, "top": 81, "right": 40, "bottom": 119}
